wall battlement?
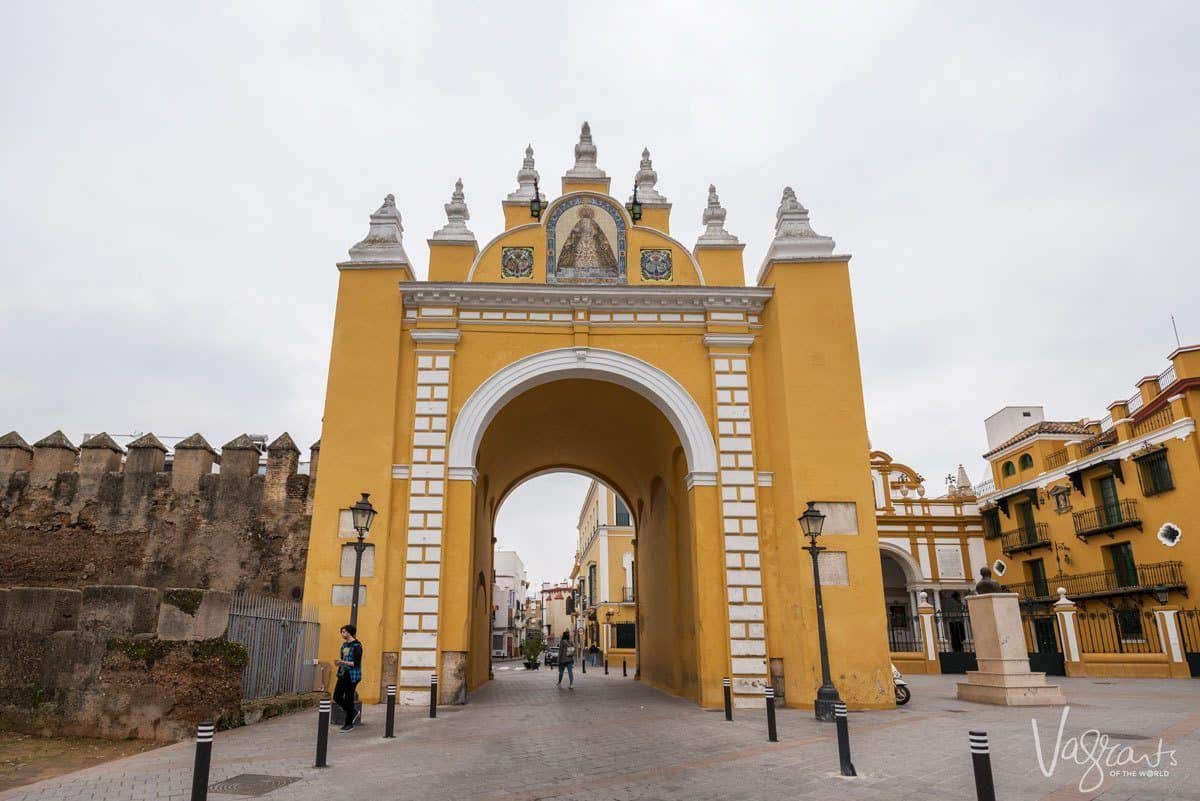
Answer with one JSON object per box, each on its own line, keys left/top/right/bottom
{"left": 0, "top": 430, "right": 319, "bottom": 598}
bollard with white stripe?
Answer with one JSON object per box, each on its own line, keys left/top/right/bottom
{"left": 764, "top": 686, "right": 778, "bottom": 742}
{"left": 722, "top": 677, "right": 733, "bottom": 721}
{"left": 834, "top": 702, "right": 856, "bottom": 777}
{"left": 384, "top": 684, "right": 396, "bottom": 738}
{"left": 190, "top": 721, "right": 214, "bottom": 801}
{"left": 314, "top": 700, "right": 331, "bottom": 768}
{"left": 969, "top": 731, "right": 996, "bottom": 801}
{"left": 429, "top": 673, "right": 438, "bottom": 719}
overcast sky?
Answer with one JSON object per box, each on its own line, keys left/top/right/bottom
{"left": 3, "top": 3, "right": 1197, "bottom": 588}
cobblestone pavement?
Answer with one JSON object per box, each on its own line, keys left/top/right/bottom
{"left": 4, "top": 668, "right": 1199, "bottom": 801}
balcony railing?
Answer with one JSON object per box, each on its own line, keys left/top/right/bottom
{"left": 1003, "top": 560, "right": 1185, "bottom": 602}
{"left": 1158, "top": 365, "right": 1177, "bottom": 391}
{"left": 975, "top": 478, "right": 995, "bottom": 497}
{"left": 1073, "top": 499, "right": 1140, "bottom": 539}
{"left": 1081, "top": 429, "right": 1118, "bottom": 455}
{"left": 1045, "top": 448, "right": 1069, "bottom": 469}
{"left": 1132, "top": 406, "right": 1175, "bottom": 438}
{"left": 999, "top": 523, "right": 1050, "bottom": 555}
{"left": 621, "top": 586, "right": 634, "bottom": 603}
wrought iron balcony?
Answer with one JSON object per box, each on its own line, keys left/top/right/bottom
{"left": 1045, "top": 448, "right": 1069, "bottom": 469}
{"left": 1073, "top": 499, "right": 1140, "bottom": 539}
{"left": 999, "top": 523, "right": 1050, "bottom": 555}
{"left": 621, "top": 586, "right": 635, "bottom": 603}
{"left": 1003, "top": 560, "right": 1185, "bottom": 603}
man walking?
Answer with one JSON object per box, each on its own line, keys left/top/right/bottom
{"left": 556, "top": 631, "right": 575, "bottom": 689}
{"left": 333, "top": 624, "right": 363, "bottom": 731}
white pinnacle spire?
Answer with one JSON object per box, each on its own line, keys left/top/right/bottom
{"left": 563, "top": 121, "right": 607, "bottom": 180}
{"left": 348, "top": 193, "right": 410, "bottom": 264}
{"left": 430, "top": 178, "right": 476, "bottom": 243}
{"left": 630, "top": 147, "right": 667, "bottom": 205}
{"left": 766, "top": 187, "right": 835, "bottom": 258}
{"left": 695, "top": 183, "right": 739, "bottom": 246}
{"left": 956, "top": 464, "right": 972, "bottom": 492}
{"left": 506, "top": 144, "right": 546, "bottom": 203}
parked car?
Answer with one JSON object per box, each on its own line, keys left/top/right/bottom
{"left": 544, "top": 644, "right": 559, "bottom": 666}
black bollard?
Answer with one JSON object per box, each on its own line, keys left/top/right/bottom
{"left": 429, "top": 673, "right": 438, "bottom": 719}
{"left": 834, "top": 701, "right": 857, "bottom": 776}
{"left": 315, "top": 700, "right": 330, "bottom": 768}
{"left": 765, "top": 686, "right": 778, "bottom": 742}
{"left": 190, "top": 721, "right": 214, "bottom": 801}
{"left": 384, "top": 684, "right": 396, "bottom": 738}
{"left": 604, "top": 658, "right": 609, "bottom": 675}
{"left": 723, "top": 677, "right": 733, "bottom": 721}
{"left": 581, "top": 656, "right": 586, "bottom": 673}
{"left": 623, "top": 659, "right": 627, "bottom": 677}
{"left": 969, "top": 731, "right": 996, "bottom": 801}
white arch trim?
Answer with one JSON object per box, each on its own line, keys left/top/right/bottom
{"left": 447, "top": 347, "right": 719, "bottom": 481}
{"left": 878, "top": 541, "right": 922, "bottom": 586}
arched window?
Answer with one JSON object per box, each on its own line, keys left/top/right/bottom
{"left": 1001, "top": 461, "right": 1016, "bottom": 477}
{"left": 1018, "top": 453, "right": 1034, "bottom": 471}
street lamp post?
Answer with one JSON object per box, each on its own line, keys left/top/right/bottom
{"left": 799, "top": 501, "right": 843, "bottom": 722}
{"left": 348, "top": 493, "right": 377, "bottom": 628}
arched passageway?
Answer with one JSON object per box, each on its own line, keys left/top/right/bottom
{"left": 467, "top": 378, "right": 705, "bottom": 700}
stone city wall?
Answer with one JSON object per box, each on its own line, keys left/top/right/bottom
{"left": 0, "top": 584, "right": 247, "bottom": 741}
{"left": 0, "top": 430, "right": 319, "bottom": 599}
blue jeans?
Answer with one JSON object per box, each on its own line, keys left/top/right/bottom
{"left": 557, "top": 660, "right": 574, "bottom": 684}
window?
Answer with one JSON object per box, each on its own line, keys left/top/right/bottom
{"left": 1050, "top": 486, "right": 1072, "bottom": 514}
{"left": 588, "top": 564, "right": 597, "bottom": 606}
{"left": 1018, "top": 453, "right": 1034, "bottom": 471}
{"left": 1105, "top": 542, "right": 1138, "bottom": 587}
{"left": 615, "top": 623, "right": 636, "bottom": 649}
{"left": 614, "top": 497, "right": 631, "bottom": 526}
{"left": 1025, "top": 558, "right": 1048, "bottom": 598}
{"left": 1016, "top": 501, "right": 1037, "bottom": 535}
{"left": 1135, "top": 448, "right": 1174, "bottom": 496}
{"left": 982, "top": 507, "right": 1001, "bottom": 539}
{"left": 1001, "top": 461, "right": 1016, "bottom": 477}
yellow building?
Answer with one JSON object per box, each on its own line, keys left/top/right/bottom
{"left": 569, "top": 480, "right": 637, "bottom": 670}
{"left": 976, "top": 345, "right": 1200, "bottom": 678}
{"left": 871, "top": 452, "right": 985, "bottom": 674}
{"left": 302, "top": 123, "right": 893, "bottom": 710}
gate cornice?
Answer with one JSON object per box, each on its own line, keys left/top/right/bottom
{"left": 400, "top": 282, "right": 772, "bottom": 313}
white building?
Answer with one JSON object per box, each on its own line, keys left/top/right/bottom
{"left": 492, "top": 549, "right": 527, "bottom": 658}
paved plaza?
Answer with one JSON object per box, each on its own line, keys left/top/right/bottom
{"left": 3, "top": 667, "right": 1199, "bottom": 801}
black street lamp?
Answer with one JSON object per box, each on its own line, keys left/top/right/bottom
{"left": 348, "top": 492, "right": 377, "bottom": 628}
{"left": 529, "top": 178, "right": 543, "bottom": 220}
{"left": 799, "top": 500, "right": 843, "bottom": 721}
{"left": 626, "top": 184, "right": 643, "bottom": 222}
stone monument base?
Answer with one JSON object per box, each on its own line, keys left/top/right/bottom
{"left": 955, "top": 591, "right": 1066, "bottom": 706}
{"left": 956, "top": 672, "right": 1066, "bottom": 706}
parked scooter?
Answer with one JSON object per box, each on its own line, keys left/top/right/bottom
{"left": 891, "top": 662, "right": 910, "bottom": 705}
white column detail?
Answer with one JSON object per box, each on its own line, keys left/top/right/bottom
{"left": 396, "top": 343, "right": 454, "bottom": 705}
{"left": 1154, "top": 609, "right": 1183, "bottom": 663}
{"left": 708, "top": 347, "right": 769, "bottom": 708}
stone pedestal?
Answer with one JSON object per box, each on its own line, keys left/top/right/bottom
{"left": 956, "top": 592, "right": 1066, "bottom": 706}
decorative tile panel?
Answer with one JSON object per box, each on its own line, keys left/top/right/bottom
{"left": 500, "top": 247, "right": 534, "bottom": 279}
{"left": 545, "top": 196, "right": 627, "bottom": 284}
{"left": 640, "top": 248, "right": 673, "bottom": 281}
